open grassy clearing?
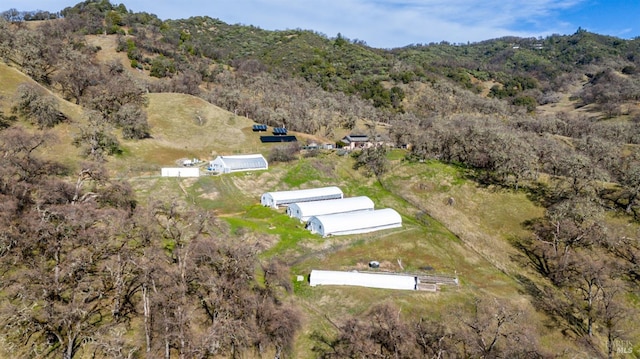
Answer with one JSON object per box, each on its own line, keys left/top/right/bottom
{"left": 117, "top": 93, "right": 256, "bottom": 167}
{"left": 124, "top": 139, "right": 638, "bottom": 357}
{"left": 279, "top": 156, "right": 575, "bottom": 357}
{"left": 0, "top": 64, "right": 32, "bottom": 110}
{"left": 132, "top": 150, "right": 543, "bottom": 297}
{"left": 383, "top": 159, "right": 545, "bottom": 275}
{"left": 0, "top": 64, "right": 84, "bottom": 120}
{"left": 286, "top": 157, "right": 538, "bottom": 297}
{"left": 111, "top": 92, "right": 325, "bottom": 177}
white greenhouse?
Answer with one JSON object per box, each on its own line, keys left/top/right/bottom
{"left": 306, "top": 208, "right": 402, "bottom": 237}
{"left": 286, "top": 196, "right": 375, "bottom": 222}
{"left": 309, "top": 270, "right": 418, "bottom": 290}
{"left": 161, "top": 167, "right": 200, "bottom": 177}
{"left": 208, "top": 154, "right": 268, "bottom": 174}
{"left": 260, "top": 186, "right": 343, "bottom": 208}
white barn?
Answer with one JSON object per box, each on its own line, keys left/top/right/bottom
{"left": 161, "top": 167, "right": 200, "bottom": 177}
{"left": 208, "top": 154, "right": 268, "bottom": 174}
{"left": 309, "top": 270, "right": 418, "bottom": 290}
{"left": 286, "top": 196, "right": 375, "bottom": 222}
{"left": 261, "top": 186, "right": 343, "bottom": 208}
{"left": 306, "top": 208, "right": 402, "bottom": 237}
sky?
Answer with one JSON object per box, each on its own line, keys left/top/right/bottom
{"left": 2, "top": 0, "right": 639, "bottom": 49}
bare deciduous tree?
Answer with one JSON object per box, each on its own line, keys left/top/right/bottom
{"left": 54, "top": 48, "right": 101, "bottom": 105}
{"left": 453, "top": 297, "right": 540, "bottom": 358}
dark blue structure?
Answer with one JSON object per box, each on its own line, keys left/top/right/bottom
{"left": 252, "top": 124, "right": 268, "bottom": 132}
{"left": 260, "top": 135, "right": 297, "bottom": 143}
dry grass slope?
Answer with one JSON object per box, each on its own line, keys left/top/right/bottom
{"left": 0, "top": 63, "right": 86, "bottom": 168}
{"left": 111, "top": 92, "right": 268, "bottom": 175}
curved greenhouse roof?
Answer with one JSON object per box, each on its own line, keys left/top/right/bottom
{"left": 306, "top": 208, "right": 402, "bottom": 237}
{"left": 286, "top": 196, "right": 374, "bottom": 222}
{"left": 208, "top": 154, "right": 268, "bottom": 173}
{"left": 261, "top": 186, "right": 343, "bottom": 208}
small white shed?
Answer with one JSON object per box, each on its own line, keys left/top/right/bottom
{"left": 309, "top": 270, "right": 418, "bottom": 290}
{"left": 286, "top": 196, "right": 375, "bottom": 222}
{"left": 261, "top": 186, "right": 343, "bottom": 208}
{"left": 208, "top": 154, "right": 268, "bottom": 173}
{"left": 306, "top": 208, "right": 402, "bottom": 237}
{"left": 161, "top": 167, "right": 200, "bottom": 177}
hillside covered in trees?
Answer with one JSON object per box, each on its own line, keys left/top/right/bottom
{"left": 1, "top": 1, "right": 640, "bottom": 358}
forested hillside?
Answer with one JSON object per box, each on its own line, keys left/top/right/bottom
{"left": 1, "top": 1, "right": 640, "bottom": 358}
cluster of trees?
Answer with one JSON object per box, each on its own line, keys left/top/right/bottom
{"left": 59, "top": 0, "right": 135, "bottom": 35}
{"left": 398, "top": 108, "right": 640, "bottom": 357}
{"left": 203, "top": 69, "right": 399, "bottom": 137}
{"left": 0, "top": 17, "right": 151, "bottom": 160}
{"left": 578, "top": 68, "right": 640, "bottom": 117}
{"left": 350, "top": 112, "right": 640, "bottom": 357}
{"left": 6, "top": 0, "right": 640, "bottom": 130}
{"left": 515, "top": 196, "right": 636, "bottom": 357}
{"left": 352, "top": 145, "right": 389, "bottom": 179}
{"left": 403, "top": 110, "right": 640, "bottom": 209}
{"left": 313, "top": 299, "right": 542, "bottom": 358}
{"left": 1, "top": 8, "right": 60, "bottom": 22}
{"left": 0, "top": 127, "right": 300, "bottom": 358}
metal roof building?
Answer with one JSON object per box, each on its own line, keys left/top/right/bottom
{"left": 161, "top": 167, "right": 200, "bottom": 177}
{"left": 306, "top": 208, "right": 402, "bottom": 237}
{"left": 309, "top": 270, "right": 418, "bottom": 290}
{"left": 261, "top": 186, "right": 343, "bottom": 208}
{"left": 208, "top": 154, "right": 268, "bottom": 174}
{"left": 286, "top": 196, "right": 375, "bottom": 222}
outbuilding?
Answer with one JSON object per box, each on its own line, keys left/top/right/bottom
{"left": 208, "top": 154, "right": 268, "bottom": 174}
{"left": 286, "top": 196, "right": 375, "bottom": 222}
{"left": 306, "top": 208, "right": 402, "bottom": 237}
{"left": 161, "top": 167, "right": 200, "bottom": 177}
{"left": 261, "top": 186, "right": 343, "bottom": 208}
{"left": 309, "top": 270, "right": 418, "bottom": 290}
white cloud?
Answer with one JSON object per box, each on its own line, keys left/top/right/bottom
{"left": 201, "top": 0, "right": 589, "bottom": 47}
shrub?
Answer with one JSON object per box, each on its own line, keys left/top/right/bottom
{"left": 268, "top": 143, "right": 300, "bottom": 163}
{"left": 622, "top": 65, "right": 637, "bottom": 75}
{"left": 512, "top": 96, "right": 538, "bottom": 112}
